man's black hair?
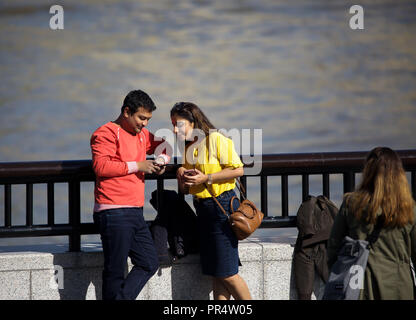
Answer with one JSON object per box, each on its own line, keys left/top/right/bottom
{"left": 121, "top": 90, "right": 156, "bottom": 114}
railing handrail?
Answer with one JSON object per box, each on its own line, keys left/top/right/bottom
{"left": 1, "top": 149, "right": 416, "bottom": 180}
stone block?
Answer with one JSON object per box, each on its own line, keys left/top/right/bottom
{"left": 0, "top": 271, "right": 30, "bottom": 299}
{"left": 238, "top": 261, "right": 263, "bottom": 300}
{"left": 239, "top": 242, "right": 263, "bottom": 262}
{"left": 168, "top": 263, "right": 212, "bottom": 300}
{"left": 263, "top": 260, "right": 293, "bottom": 300}
{"left": 261, "top": 243, "right": 294, "bottom": 261}
{"left": 31, "top": 268, "right": 102, "bottom": 300}
{"left": 0, "top": 252, "right": 53, "bottom": 271}
{"left": 136, "top": 282, "right": 149, "bottom": 300}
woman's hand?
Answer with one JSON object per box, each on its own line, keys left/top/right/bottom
{"left": 176, "top": 167, "right": 187, "bottom": 184}
{"left": 176, "top": 167, "right": 189, "bottom": 194}
{"left": 183, "top": 169, "right": 208, "bottom": 186}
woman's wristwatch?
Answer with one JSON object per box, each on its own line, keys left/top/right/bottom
{"left": 207, "top": 174, "right": 213, "bottom": 185}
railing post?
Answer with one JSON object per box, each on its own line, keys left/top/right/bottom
{"left": 157, "top": 178, "right": 164, "bottom": 215}
{"left": 68, "top": 180, "right": 81, "bottom": 252}
{"left": 260, "top": 175, "right": 268, "bottom": 217}
{"left": 4, "top": 184, "right": 11, "bottom": 227}
{"left": 343, "top": 172, "right": 355, "bottom": 193}
{"left": 47, "top": 182, "right": 55, "bottom": 226}
{"left": 302, "top": 174, "right": 309, "bottom": 202}
{"left": 26, "top": 183, "right": 33, "bottom": 227}
{"left": 281, "top": 175, "right": 288, "bottom": 217}
{"left": 323, "top": 173, "right": 330, "bottom": 199}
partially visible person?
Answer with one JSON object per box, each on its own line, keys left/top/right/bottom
{"left": 91, "top": 90, "right": 172, "bottom": 300}
{"left": 327, "top": 147, "right": 416, "bottom": 300}
{"left": 170, "top": 102, "right": 252, "bottom": 300}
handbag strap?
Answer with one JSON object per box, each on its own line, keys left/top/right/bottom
{"left": 202, "top": 177, "right": 246, "bottom": 218}
{"left": 366, "top": 215, "right": 385, "bottom": 246}
{"left": 203, "top": 183, "right": 229, "bottom": 218}
{"left": 235, "top": 178, "right": 247, "bottom": 200}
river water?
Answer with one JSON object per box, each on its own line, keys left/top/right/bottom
{"left": 0, "top": 0, "right": 415, "bottom": 247}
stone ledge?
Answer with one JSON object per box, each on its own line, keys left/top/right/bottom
{"left": 0, "top": 251, "right": 104, "bottom": 272}
{"left": 0, "top": 231, "right": 325, "bottom": 300}
{"left": 0, "top": 240, "right": 294, "bottom": 271}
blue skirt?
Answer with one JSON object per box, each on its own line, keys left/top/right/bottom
{"left": 193, "top": 189, "right": 241, "bottom": 277}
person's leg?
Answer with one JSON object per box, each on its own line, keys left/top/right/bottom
{"left": 117, "top": 208, "right": 159, "bottom": 300}
{"left": 219, "top": 274, "right": 252, "bottom": 300}
{"left": 196, "top": 192, "right": 251, "bottom": 300}
{"left": 213, "top": 277, "right": 231, "bottom": 300}
{"left": 94, "top": 210, "right": 133, "bottom": 300}
{"left": 213, "top": 192, "right": 251, "bottom": 300}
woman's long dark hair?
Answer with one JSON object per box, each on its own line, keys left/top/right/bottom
{"left": 350, "top": 147, "right": 415, "bottom": 227}
{"left": 170, "top": 102, "right": 217, "bottom": 137}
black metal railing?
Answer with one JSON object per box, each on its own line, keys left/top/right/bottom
{"left": 1, "top": 150, "right": 416, "bottom": 251}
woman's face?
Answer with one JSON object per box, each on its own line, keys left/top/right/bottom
{"left": 171, "top": 114, "right": 194, "bottom": 141}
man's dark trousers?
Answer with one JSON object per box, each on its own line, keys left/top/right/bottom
{"left": 93, "top": 207, "right": 159, "bottom": 300}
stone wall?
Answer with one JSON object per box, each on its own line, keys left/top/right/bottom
{"left": 0, "top": 239, "right": 325, "bottom": 300}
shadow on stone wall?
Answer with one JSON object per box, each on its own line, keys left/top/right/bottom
{"left": 52, "top": 253, "right": 103, "bottom": 300}
{"left": 51, "top": 252, "right": 211, "bottom": 300}
{"left": 170, "top": 263, "right": 212, "bottom": 300}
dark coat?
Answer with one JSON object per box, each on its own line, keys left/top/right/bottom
{"left": 327, "top": 198, "right": 416, "bottom": 300}
{"left": 294, "top": 195, "right": 339, "bottom": 300}
{"left": 149, "top": 189, "right": 199, "bottom": 264}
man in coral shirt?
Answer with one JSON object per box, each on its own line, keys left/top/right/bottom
{"left": 90, "top": 90, "right": 171, "bottom": 300}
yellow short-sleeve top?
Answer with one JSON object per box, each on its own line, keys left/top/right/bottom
{"left": 183, "top": 131, "right": 243, "bottom": 198}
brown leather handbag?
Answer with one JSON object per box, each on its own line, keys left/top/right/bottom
{"left": 205, "top": 179, "right": 264, "bottom": 240}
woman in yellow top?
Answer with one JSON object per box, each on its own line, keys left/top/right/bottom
{"left": 170, "top": 102, "right": 252, "bottom": 300}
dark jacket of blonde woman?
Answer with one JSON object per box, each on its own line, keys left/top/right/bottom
{"left": 327, "top": 198, "right": 416, "bottom": 300}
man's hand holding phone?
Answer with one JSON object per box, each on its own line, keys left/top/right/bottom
{"left": 153, "top": 155, "right": 168, "bottom": 175}
{"left": 137, "top": 160, "right": 165, "bottom": 175}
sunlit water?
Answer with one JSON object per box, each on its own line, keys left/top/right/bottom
{"left": 0, "top": 0, "right": 415, "bottom": 247}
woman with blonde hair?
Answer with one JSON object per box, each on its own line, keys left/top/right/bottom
{"left": 170, "top": 102, "right": 252, "bottom": 300}
{"left": 327, "top": 147, "right": 416, "bottom": 299}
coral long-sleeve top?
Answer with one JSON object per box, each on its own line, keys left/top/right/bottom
{"left": 90, "top": 122, "right": 170, "bottom": 212}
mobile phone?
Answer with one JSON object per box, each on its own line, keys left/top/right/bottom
{"left": 154, "top": 155, "right": 168, "bottom": 167}
{"left": 156, "top": 163, "right": 167, "bottom": 168}
{"left": 184, "top": 169, "right": 198, "bottom": 176}
{"left": 153, "top": 159, "right": 167, "bottom": 168}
